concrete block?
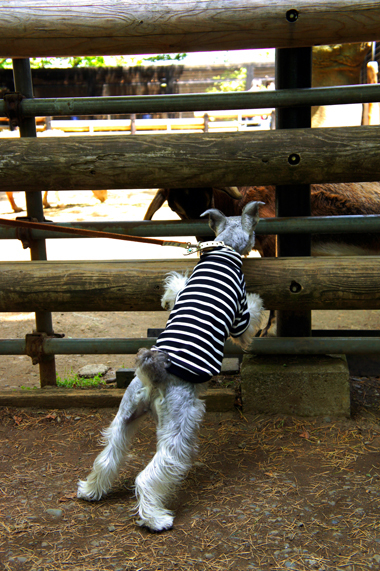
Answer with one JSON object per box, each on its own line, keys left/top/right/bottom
{"left": 241, "top": 354, "right": 350, "bottom": 417}
{"left": 116, "top": 368, "right": 135, "bottom": 388}
{"left": 221, "top": 357, "right": 240, "bottom": 375}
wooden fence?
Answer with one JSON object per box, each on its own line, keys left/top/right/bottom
{"left": 0, "top": 0, "right": 380, "bottom": 386}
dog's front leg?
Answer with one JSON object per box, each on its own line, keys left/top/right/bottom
{"left": 135, "top": 380, "right": 205, "bottom": 532}
{"left": 77, "top": 376, "right": 151, "bottom": 501}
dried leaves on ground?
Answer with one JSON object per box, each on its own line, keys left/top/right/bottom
{"left": 1, "top": 380, "right": 380, "bottom": 571}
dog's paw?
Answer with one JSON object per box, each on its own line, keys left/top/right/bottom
{"left": 77, "top": 479, "right": 104, "bottom": 502}
{"left": 161, "top": 272, "right": 188, "bottom": 310}
{"left": 136, "top": 513, "right": 174, "bottom": 532}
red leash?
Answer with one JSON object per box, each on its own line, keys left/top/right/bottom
{"left": 0, "top": 216, "right": 196, "bottom": 252}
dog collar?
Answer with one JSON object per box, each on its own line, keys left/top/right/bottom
{"left": 199, "top": 240, "right": 234, "bottom": 251}
{"left": 184, "top": 240, "right": 236, "bottom": 255}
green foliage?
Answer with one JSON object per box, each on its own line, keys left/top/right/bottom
{"left": 56, "top": 371, "right": 105, "bottom": 388}
{"left": 143, "top": 53, "right": 187, "bottom": 62}
{"left": 29, "top": 56, "right": 107, "bottom": 69}
{"left": 0, "top": 53, "right": 187, "bottom": 69}
{"left": 66, "top": 56, "right": 106, "bottom": 68}
{"left": 206, "top": 67, "right": 247, "bottom": 93}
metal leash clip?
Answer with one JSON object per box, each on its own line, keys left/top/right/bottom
{"left": 183, "top": 242, "right": 199, "bottom": 256}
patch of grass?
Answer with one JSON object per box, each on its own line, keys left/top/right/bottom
{"left": 56, "top": 371, "right": 105, "bottom": 388}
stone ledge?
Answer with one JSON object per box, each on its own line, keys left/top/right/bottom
{"left": 0, "top": 387, "right": 236, "bottom": 412}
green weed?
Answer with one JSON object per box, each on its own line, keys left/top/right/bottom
{"left": 56, "top": 371, "right": 105, "bottom": 388}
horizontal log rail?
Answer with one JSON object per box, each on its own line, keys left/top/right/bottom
{"left": 1, "top": 215, "right": 380, "bottom": 242}
{"left": 2, "top": 85, "right": 380, "bottom": 118}
{"left": 1, "top": 257, "right": 380, "bottom": 312}
{"left": 0, "top": 1, "right": 379, "bottom": 57}
{"left": 1, "top": 126, "right": 380, "bottom": 191}
{"left": 1, "top": 337, "right": 379, "bottom": 356}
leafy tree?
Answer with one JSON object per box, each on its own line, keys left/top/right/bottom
{"left": 143, "top": 53, "right": 187, "bottom": 62}
{"left": 0, "top": 54, "right": 186, "bottom": 69}
{"left": 206, "top": 67, "right": 247, "bottom": 92}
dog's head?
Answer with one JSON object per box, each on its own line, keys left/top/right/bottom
{"left": 201, "top": 201, "right": 264, "bottom": 256}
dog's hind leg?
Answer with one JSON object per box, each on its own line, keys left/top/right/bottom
{"left": 135, "top": 379, "right": 205, "bottom": 532}
{"left": 77, "top": 376, "right": 151, "bottom": 501}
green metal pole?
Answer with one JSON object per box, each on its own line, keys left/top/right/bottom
{"left": 1, "top": 215, "right": 380, "bottom": 241}
{"left": 12, "top": 58, "right": 57, "bottom": 387}
{"left": 1, "top": 337, "right": 380, "bottom": 356}
{"left": 1, "top": 84, "right": 380, "bottom": 117}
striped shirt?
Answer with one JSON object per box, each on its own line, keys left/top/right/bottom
{"left": 154, "top": 246, "right": 250, "bottom": 383}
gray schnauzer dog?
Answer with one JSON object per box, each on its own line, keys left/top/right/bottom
{"left": 77, "top": 201, "right": 264, "bottom": 532}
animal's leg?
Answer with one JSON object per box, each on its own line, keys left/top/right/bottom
{"left": 160, "top": 271, "right": 189, "bottom": 310}
{"left": 6, "top": 192, "right": 23, "bottom": 213}
{"left": 92, "top": 190, "right": 108, "bottom": 203}
{"left": 77, "top": 376, "right": 151, "bottom": 501}
{"left": 42, "top": 191, "right": 51, "bottom": 208}
{"left": 135, "top": 380, "right": 205, "bottom": 532}
{"left": 256, "top": 309, "right": 277, "bottom": 338}
{"left": 230, "top": 293, "right": 264, "bottom": 349}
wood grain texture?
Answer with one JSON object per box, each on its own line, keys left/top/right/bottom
{"left": 0, "top": 387, "right": 235, "bottom": 411}
{"left": 1, "top": 257, "right": 379, "bottom": 312}
{"left": 1, "top": 126, "right": 380, "bottom": 191}
{"left": 0, "top": 1, "right": 378, "bottom": 56}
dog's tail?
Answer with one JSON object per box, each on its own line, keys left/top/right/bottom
{"left": 135, "top": 348, "right": 170, "bottom": 386}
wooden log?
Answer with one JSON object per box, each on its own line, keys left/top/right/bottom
{"left": 1, "top": 257, "right": 380, "bottom": 312}
{"left": 1, "top": 126, "right": 380, "bottom": 191}
{"left": 0, "top": 1, "right": 379, "bottom": 57}
{"left": 0, "top": 387, "right": 235, "bottom": 411}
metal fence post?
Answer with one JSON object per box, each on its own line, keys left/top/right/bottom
{"left": 12, "top": 58, "right": 57, "bottom": 386}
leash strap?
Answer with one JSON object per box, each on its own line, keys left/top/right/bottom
{"left": 0, "top": 217, "right": 197, "bottom": 253}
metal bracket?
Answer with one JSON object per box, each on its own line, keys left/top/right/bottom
{"left": 15, "top": 216, "right": 53, "bottom": 249}
{"left": 15, "top": 217, "right": 38, "bottom": 249}
{"left": 16, "top": 227, "right": 33, "bottom": 249}
{"left": 26, "top": 332, "right": 65, "bottom": 365}
{"left": 3, "top": 92, "right": 25, "bottom": 128}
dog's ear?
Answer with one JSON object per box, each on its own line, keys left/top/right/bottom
{"left": 241, "top": 201, "right": 264, "bottom": 233}
{"left": 201, "top": 208, "right": 227, "bottom": 236}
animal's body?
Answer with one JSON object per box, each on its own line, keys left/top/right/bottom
{"left": 77, "top": 201, "right": 264, "bottom": 531}
{"left": 145, "top": 183, "right": 380, "bottom": 257}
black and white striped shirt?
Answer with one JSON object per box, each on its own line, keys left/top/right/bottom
{"left": 154, "top": 246, "right": 250, "bottom": 383}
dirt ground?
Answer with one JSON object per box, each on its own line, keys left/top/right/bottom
{"left": 1, "top": 404, "right": 380, "bottom": 571}
{"left": 1, "top": 189, "right": 380, "bottom": 571}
